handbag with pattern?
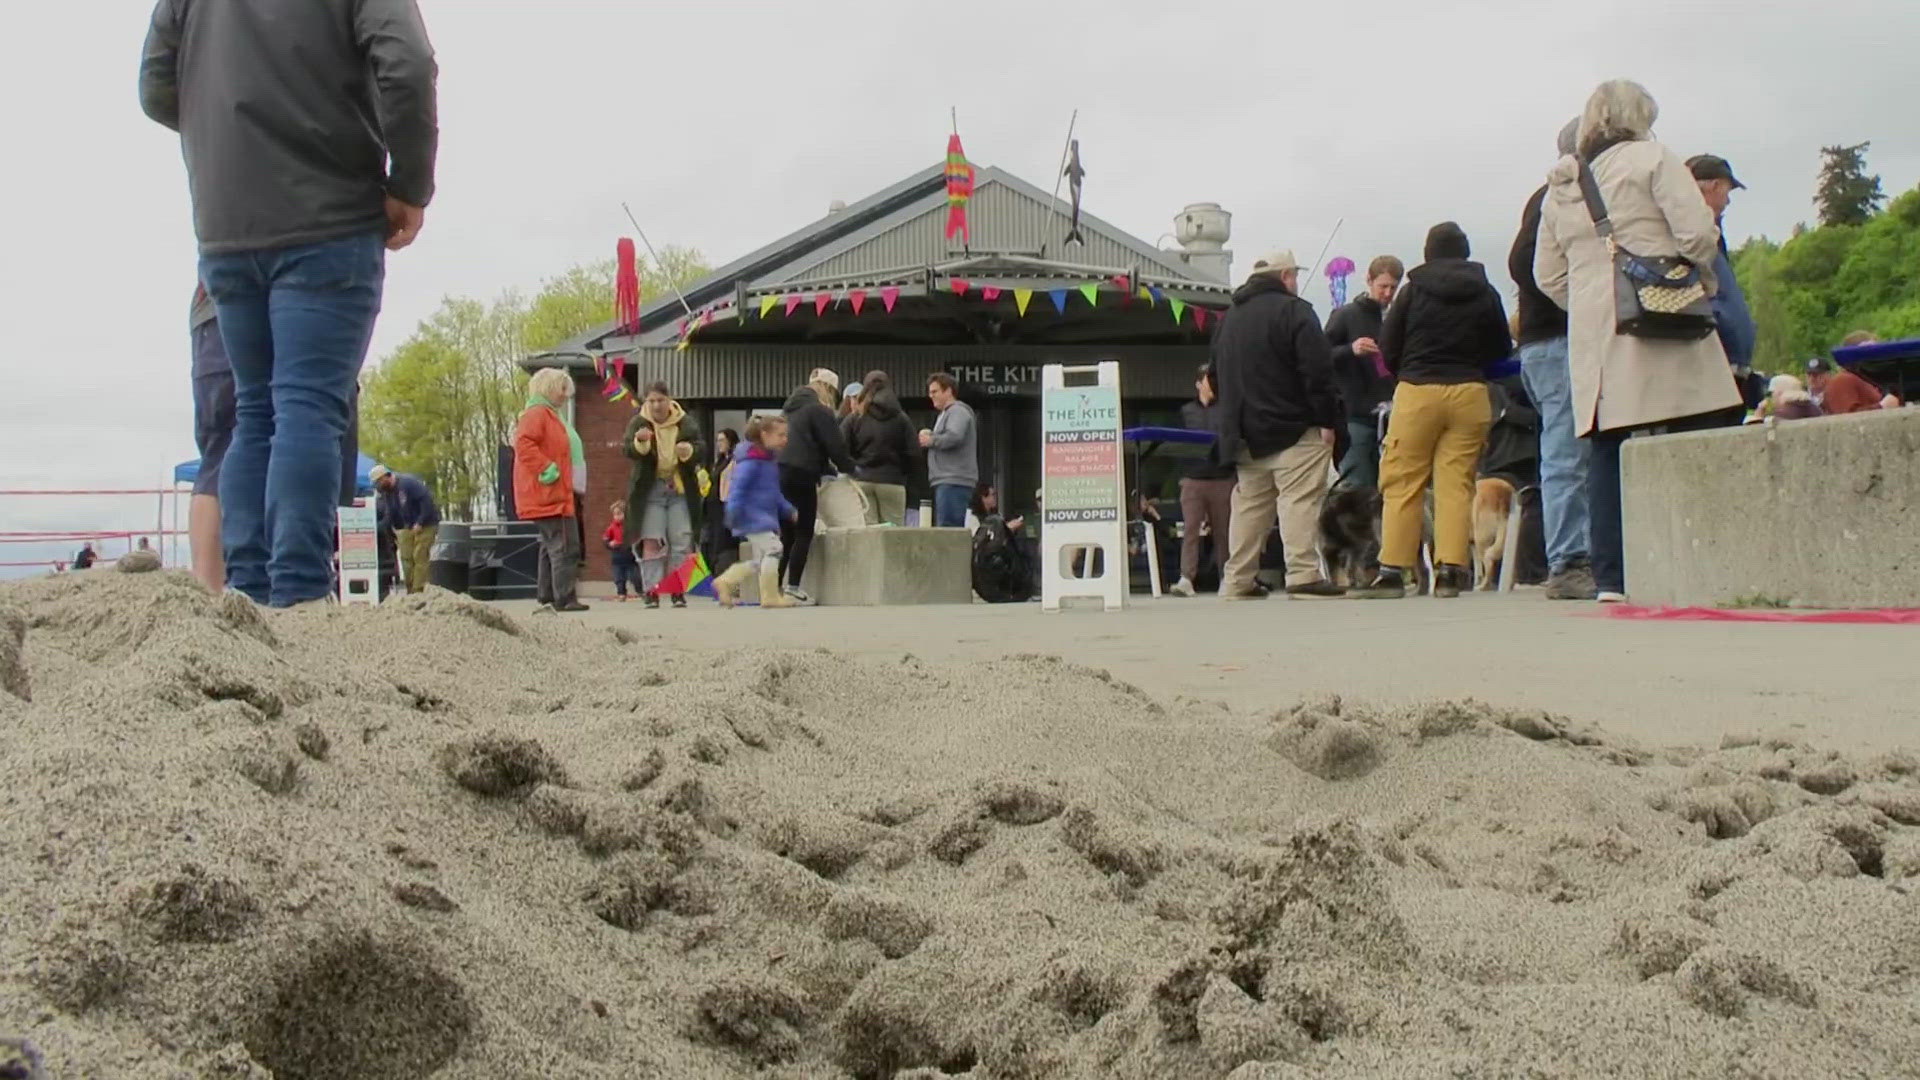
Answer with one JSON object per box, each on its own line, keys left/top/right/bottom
{"left": 1576, "top": 158, "right": 1718, "bottom": 341}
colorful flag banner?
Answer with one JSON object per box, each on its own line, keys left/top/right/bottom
{"left": 784, "top": 295, "right": 802, "bottom": 317}
{"left": 613, "top": 357, "right": 627, "bottom": 385}
{"left": 951, "top": 278, "right": 971, "bottom": 296}
{"left": 881, "top": 286, "right": 900, "bottom": 313}
{"left": 591, "top": 351, "right": 606, "bottom": 379}
{"left": 1137, "top": 287, "right": 1154, "bottom": 306}
{"left": 1048, "top": 289, "right": 1068, "bottom": 313}
{"left": 1111, "top": 275, "right": 1131, "bottom": 292}
{"left": 1193, "top": 308, "right": 1210, "bottom": 331}
{"left": 1169, "top": 298, "right": 1187, "bottom": 324}
{"left": 945, "top": 133, "right": 975, "bottom": 245}
{"left": 814, "top": 293, "right": 833, "bottom": 316}
{"left": 1078, "top": 283, "right": 1100, "bottom": 306}
{"left": 849, "top": 289, "right": 868, "bottom": 315}
{"left": 1150, "top": 286, "right": 1166, "bottom": 306}
{"left": 1014, "top": 289, "right": 1033, "bottom": 315}
{"left": 759, "top": 295, "right": 778, "bottom": 319}
{"left": 981, "top": 286, "right": 1001, "bottom": 302}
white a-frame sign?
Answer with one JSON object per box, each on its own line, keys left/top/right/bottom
{"left": 1040, "top": 362, "right": 1127, "bottom": 611}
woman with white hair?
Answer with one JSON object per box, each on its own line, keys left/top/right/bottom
{"left": 513, "top": 367, "right": 589, "bottom": 612}
{"left": 1534, "top": 79, "right": 1744, "bottom": 603}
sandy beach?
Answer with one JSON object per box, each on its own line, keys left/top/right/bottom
{"left": 4, "top": 573, "right": 1918, "bottom": 1078}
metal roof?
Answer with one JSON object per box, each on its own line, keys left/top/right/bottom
{"left": 531, "top": 161, "right": 1230, "bottom": 365}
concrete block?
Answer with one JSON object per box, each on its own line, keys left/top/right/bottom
{"left": 1621, "top": 410, "right": 1919, "bottom": 608}
{"left": 799, "top": 527, "right": 974, "bottom": 606}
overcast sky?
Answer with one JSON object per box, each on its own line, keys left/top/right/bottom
{"left": 3, "top": 0, "right": 1916, "bottom": 572}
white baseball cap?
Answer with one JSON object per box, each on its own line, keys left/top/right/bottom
{"left": 809, "top": 367, "right": 841, "bottom": 392}
{"left": 1250, "top": 250, "right": 1303, "bottom": 276}
{"left": 368, "top": 465, "right": 392, "bottom": 484}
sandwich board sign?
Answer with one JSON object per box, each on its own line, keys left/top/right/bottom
{"left": 336, "top": 502, "right": 379, "bottom": 606}
{"left": 1040, "top": 361, "right": 1126, "bottom": 611}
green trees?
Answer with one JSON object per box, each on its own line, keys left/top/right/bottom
{"left": 361, "top": 247, "right": 708, "bottom": 519}
{"left": 1733, "top": 183, "right": 1919, "bottom": 372}
{"left": 1814, "top": 142, "right": 1886, "bottom": 228}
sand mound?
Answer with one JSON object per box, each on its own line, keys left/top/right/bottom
{"left": 4, "top": 574, "right": 1919, "bottom": 1078}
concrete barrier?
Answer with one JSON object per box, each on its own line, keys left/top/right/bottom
{"left": 798, "top": 527, "right": 974, "bottom": 606}
{"left": 1621, "top": 409, "right": 1919, "bottom": 608}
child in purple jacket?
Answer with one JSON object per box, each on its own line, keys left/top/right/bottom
{"left": 714, "top": 417, "right": 798, "bottom": 608}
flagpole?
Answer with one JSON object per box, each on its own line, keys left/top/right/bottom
{"left": 1040, "top": 109, "right": 1079, "bottom": 259}
{"left": 1306, "top": 217, "right": 1345, "bottom": 283}
{"left": 621, "top": 203, "right": 696, "bottom": 320}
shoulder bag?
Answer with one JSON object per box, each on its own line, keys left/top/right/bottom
{"left": 1576, "top": 158, "right": 1717, "bottom": 340}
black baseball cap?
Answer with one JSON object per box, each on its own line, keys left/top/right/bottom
{"left": 1806, "top": 358, "right": 1831, "bottom": 374}
{"left": 1687, "top": 154, "right": 1746, "bottom": 189}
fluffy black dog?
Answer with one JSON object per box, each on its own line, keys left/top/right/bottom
{"left": 1318, "top": 485, "right": 1382, "bottom": 588}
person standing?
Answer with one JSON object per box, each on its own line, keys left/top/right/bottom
{"left": 603, "top": 501, "right": 638, "bottom": 601}
{"left": 1209, "top": 251, "right": 1344, "bottom": 600}
{"left": 1511, "top": 118, "right": 1598, "bottom": 601}
{"left": 712, "top": 416, "right": 798, "bottom": 610}
{"left": 73, "top": 543, "right": 98, "bottom": 571}
{"left": 141, "top": 0, "right": 438, "bottom": 608}
{"left": 842, "top": 371, "right": 918, "bottom": 526}
{"left": 369, "top": 466, "right": 440, "bottom": 594}
{"left": 1357, "top": 223, "right": 1511, "bottom": 599}
{"left": 513, "top": 369, "right": 588, "bottom": 613}
{"left": 1686, "top": 155, "right": 1757, "bottom": 386}
{"left": 187, "top": 284, "right": 235, "bottom": 592}
{"left": 777, "top": 369, "right": 857, "bottom": 604}
{"left": 702, "top": 428, "right": 742, "bottom": 575}
{"left": 623, "top": 382, "right": 707, "bottom": 609}
{"left": 1535, "top": 80, "right": 1744, "bottom": 603}
{"left": 1324, "top": 256, "right": 1403, "bottom": 490}
{"left": 920, "top": 373, "right": 979, "bottom": 528}
{"left": 1169, "top": 366, "right": 1235, "bottom": 597}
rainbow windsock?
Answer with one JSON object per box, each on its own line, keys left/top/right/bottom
{"left": 944, "top": 133, "right": 974, "bottom": 245}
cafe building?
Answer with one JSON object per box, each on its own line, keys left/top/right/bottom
{"left": 524, "top": 160, "right": 1240, "bottom": 581}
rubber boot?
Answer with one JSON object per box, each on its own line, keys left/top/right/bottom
{"left": 759, "top": 561, "right": 794, "bottom": 608}
{"left": 713, "top": 562, "right": 753, "bottom": 608}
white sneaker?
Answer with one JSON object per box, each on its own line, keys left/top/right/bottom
{"left": 1168, "top": 578, "right": 1196, "bottom": 598}
{"left": 782, "top": 586, "right": 816, "bottom": 607}
{"left": 1597, "top": 591, "right": 1629, "bottom": 604}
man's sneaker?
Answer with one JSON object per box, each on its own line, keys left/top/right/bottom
{"left": 1168, "top": 578, "right": 1196, "bottom": 598}
{"left": 669, "top": 594, "right": 687, "bottom": 609}
{"left": 1432, "top": 565, "right": 1466, "bottom": 599}
{"left": 557, "top": 599, "right": 591, "bottom": 613}
{"left": 643, "top": 595, "right": 660, "bottom": 610}
{"left": 1545, "top": 563, "right": 1599, "bottom": 601}
{"left": 1220, "top": 582, "right": 1270, "bottom": 601}
{"left": 782, "top": 586, "right": 816, "bottom": 607}
{"left": 1285, "top": 579, "right": 1346, "bottom": 600}
{"left": 1597, "top": 590, "right": 1629, "bottom": 604}
{"left": 1351, "top": 569, "right": 1409, "bottom": 599}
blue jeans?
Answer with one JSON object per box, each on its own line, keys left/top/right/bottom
{"left": 1518, "top": 337, "right": 1590, "bottom": 574}
{"left": 200, "top": 233, "right": 385, "bottom": 607}
{"left": 933, "top": 484, "right": 972, "bottom": 528}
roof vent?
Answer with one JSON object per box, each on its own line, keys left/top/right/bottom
{"left": 827, "top": 199, "right": 848, "bottom": 215}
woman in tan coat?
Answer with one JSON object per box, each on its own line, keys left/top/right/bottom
{"left": 1534, "top": 79, "right": 1743, "bottom": 602}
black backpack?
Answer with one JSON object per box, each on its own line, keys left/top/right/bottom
{"left": 971, "top": 517, "right": 1032, "bottom": 603}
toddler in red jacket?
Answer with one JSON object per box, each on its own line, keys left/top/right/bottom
{"left": 603, "top": 501, "right": 639, "bottom": 600}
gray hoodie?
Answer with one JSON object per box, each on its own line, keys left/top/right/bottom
{"left": 926, "top": 400, "right": 979, "bottom": 488}
{"left": 140, "top": 0, "right": 439, "bottom": 255}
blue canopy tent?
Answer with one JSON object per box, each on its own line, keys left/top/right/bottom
{"left": 172, "top": 452, "right": 383, "bottom": 496}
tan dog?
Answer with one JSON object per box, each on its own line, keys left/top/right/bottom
{"left": 1471, "top": 477, "right": 1515, "bottom": 590}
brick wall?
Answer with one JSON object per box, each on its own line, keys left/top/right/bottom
{"left": 575, "top": 376, "right": 634, "bottom": 583}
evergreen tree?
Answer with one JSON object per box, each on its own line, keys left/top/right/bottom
{"left": 1815, "top": 142, "right": 1886, "bottom": 227}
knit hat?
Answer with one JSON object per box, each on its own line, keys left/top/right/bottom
{"left": 1556, "top": 117, "right": 1580, "bottom": 157}
{"left": 1423, "top": 222, "right": 1471, "bottom": 261}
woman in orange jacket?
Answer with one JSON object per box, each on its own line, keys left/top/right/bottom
{"left": 514, "top": 368, "right": 589, "bottom": 612}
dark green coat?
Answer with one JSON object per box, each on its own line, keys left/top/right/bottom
{"left": 622, "top": 408, "right": 706, "bottom": 535}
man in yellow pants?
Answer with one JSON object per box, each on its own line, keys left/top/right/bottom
{"left": 370, "top": 465, "right": 440, "bottom": 593}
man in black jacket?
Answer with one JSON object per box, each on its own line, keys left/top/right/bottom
{"left": 1170, "top": 366, "right": 1235, "bottom": 596}
{"left": 140, "top": 0, "right": 437, "bottom": 609}
{"left": 1209, "top": 252, "right": 1344, "bottom": 600}
{"left": 1324, "top": 255, "right": 1404, "bottom": 489}
{"left": 1356, "top": 222, "right": 1509, "bottom": 599}
{"left": 777, "top": 368, "right": 858, "bottom": 604}
{"left": 1509, "top": 117, "right": 1597, "bottom": 601}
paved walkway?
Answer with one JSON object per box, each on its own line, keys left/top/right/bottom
{"left": 516, "top": 592, "right": 1920, "bottom": 753}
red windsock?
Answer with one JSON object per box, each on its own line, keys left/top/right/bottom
{"left": 615, "top": 238, "right": 642, "bottom": 334}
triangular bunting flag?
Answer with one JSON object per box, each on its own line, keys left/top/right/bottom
{"left": 784, "top": 295, "right": 802, "bottom": 317}
{"left": 613, "top": 357, "right": 627, "bottom": 384}
{"left": 1111, "top": 275, "right": 1131, "bottom": 292}
{"left": 700, "top": 308, "right": 715, "bottom": 327}
{"left": 849, "top": 289, "right": 868, "bottom": 315}
{"left": 1048, "top": 289, "right": 1068, "bottom": 313}
{"left": 591, "top": 351, "right": 606, "bottom": 379}
{"left": 814, "top": 292, "right": 832, "bottom": 316}
{"left": 1014, "top": 289, "right": 1033, "bottom": 316}
{"left": 950, "top": 278, "right": 971, "bottom": 296}
{"left": 1078, "top": 283, "right": 1100, "bottom": 307}
{"left": 1149, "top": 286, "right": 1165, "bottom": 305}
{"left": 981, "top": 286, "right": 1002, "bottom": 302}
{"left": 1169, "top": 298, "right": 1187, "bottom": 324}
{"left": 1193, "top": 308, "right": 1209, "bottom": 331}
{"left": 759, "top": 295, "right": 778, "bottom": 319}
{"left": 881, "top": 286, "right": 900, "bottom": 313}
{"left": 677, "top": 318, "right": 689, "bottom": 338}
{"left": 676, "top": 337, "right": 690, "bottom": 352}
{"left": 1138, "top": 287, "right": 1154, "bottom": 306}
